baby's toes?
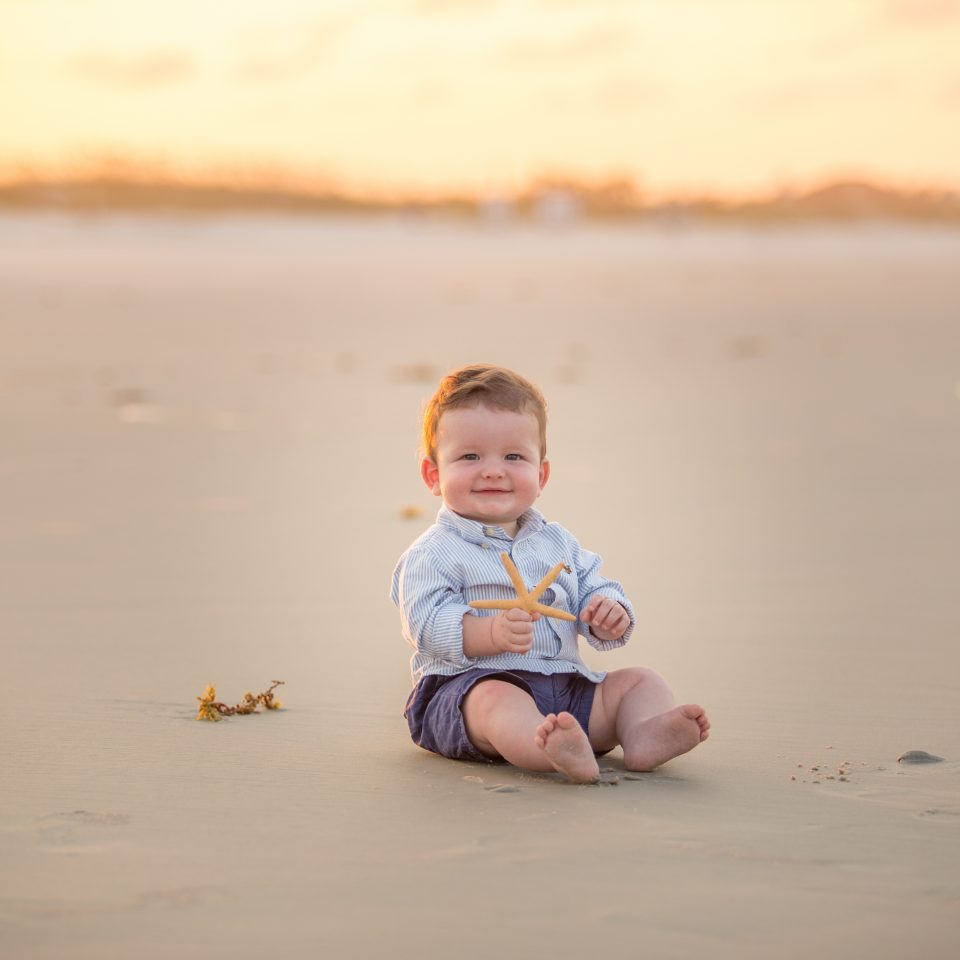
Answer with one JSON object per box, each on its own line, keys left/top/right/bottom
{"left": 554, "top": 711, "right": 580, "bottom": 731}
{"left": 534, "top": 714, "right": 557, "bottom": 745}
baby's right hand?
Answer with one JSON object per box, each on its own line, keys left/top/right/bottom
{"left": 490, "top": 608, "right": 538, "bottom": 655}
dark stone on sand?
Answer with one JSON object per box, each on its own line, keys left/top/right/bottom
{"left": 897, "top": 750, "right": 944, "bottom": 764}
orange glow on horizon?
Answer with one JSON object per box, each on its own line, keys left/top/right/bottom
{"left": 3, "top": 0, "right": 959, "bottom": 199}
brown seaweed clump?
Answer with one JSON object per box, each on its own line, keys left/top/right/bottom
{"left": 196, "top": 681, "right": 285, "bottom": 721}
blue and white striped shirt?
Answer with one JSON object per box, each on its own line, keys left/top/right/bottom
{"left": 391, "top": 505, "right": 635, "bottom": 686}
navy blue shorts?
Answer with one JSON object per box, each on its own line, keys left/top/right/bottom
{"left": 404, "top": 669, "right": 600, "bottom": 763}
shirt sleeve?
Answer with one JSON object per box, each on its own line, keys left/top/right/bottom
{"left": 391, "top": 544, "right": 477, "bottom": 668}
{"left": 569, "top": 536, "right": 636, "bottom": 652}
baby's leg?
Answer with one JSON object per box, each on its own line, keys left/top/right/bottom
{"left": 462, "top": 680, "right": 599, "bottom": 783}
{"left": 588, "top": 667, "right": 710, "bottom": 771}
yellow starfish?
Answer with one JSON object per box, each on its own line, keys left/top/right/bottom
{"left": 469, "top": 552, "right": 577, "bottom": 622}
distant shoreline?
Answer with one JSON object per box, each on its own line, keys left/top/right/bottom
{"left": 2, "top": 176, "right": 959, "bottom": 224}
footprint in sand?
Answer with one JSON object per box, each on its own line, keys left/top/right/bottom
{"left": 36, "top": 810, "right": 130, "bottom": 829}
{"left": 462, "top": 775, "right": 520, "bottom": 792}
{"left": 33, "top": 810, "right": 131, "bottom": 852}
{"left": 111, "top": 388, "right": 160, "bottom": 424}
{"left": 390, "top": 363, "right": 439, "bottom": 384}
{"left": 623, "top": 772, "right": 684, "bottom": 783}
{"left": 897, "top": 750, "right": 944, "bottom": 764}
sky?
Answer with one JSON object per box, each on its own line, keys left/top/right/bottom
{"left": 2, "top": 0, "right": 960, "bottom": 198}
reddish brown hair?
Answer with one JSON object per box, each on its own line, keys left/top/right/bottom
{"left": 422, "top": 364, "right": 548, "bottom": 462}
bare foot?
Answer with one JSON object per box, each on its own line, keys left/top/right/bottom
{"left": 534, "top": 712, "right": 600, "bottom": 784}
{"left": 622, "top": 704, "right": 710, "bottom": 772}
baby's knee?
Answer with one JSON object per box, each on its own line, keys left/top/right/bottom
{"left": 463, "top": 678, "right": 524, "bottom": 720}
{"left": 621, "top": 666, "right": 670, "bottom": 691}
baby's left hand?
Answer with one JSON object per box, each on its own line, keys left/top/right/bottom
{"left": 580, "top": 596, "right": 630, "bottom": 641}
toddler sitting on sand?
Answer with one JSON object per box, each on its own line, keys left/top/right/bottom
{"left": 391, "top": 364, "right": 709, "bottom": 783}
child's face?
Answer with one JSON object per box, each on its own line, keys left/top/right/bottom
{"left": 421, "top": 404, "right": 549, "bottom": 536}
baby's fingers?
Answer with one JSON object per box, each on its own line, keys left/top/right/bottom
{"left": 579, "top": 597, "right": 602, "bottom": 623}
{"left": 507, "top": 635, "right": 532, "bottom": 654}
{"left": 595, "top": 602, "right": 619, "bottom": 630}
{"left": 507, "top": 618, "right": 535, "bottom": 638}
{"left": 504, "top": 607, "right": 535, "bottom": 622}
{"left": 591, "top": 599, "right": 622, "bottom": 630}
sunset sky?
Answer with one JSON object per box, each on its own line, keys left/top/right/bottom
{"left": 3, "top": 0, "right": 959, "bottom": 198}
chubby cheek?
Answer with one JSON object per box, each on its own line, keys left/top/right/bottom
{"left": 520, "top": 466, "right": 545, "bottom": 492}
{"left": 440, "top": 467, "right": 473, "bottom": 499}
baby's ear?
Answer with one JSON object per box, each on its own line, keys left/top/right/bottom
{"left": 420, "top": 458, "right": 441, "bottom": 496}
{"left": 538, "top": 458, "right": 551, "bottom": 492}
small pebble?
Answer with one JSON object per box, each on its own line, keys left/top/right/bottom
{"left": 839, "top": 776, "right": 848, "bottom": 782}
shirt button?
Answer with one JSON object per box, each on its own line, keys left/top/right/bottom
{"left": 481, "top": 543, "right": 490, "bottom": 550}
{"left": 484, "top": 526, "right": 496, "bottom": 536}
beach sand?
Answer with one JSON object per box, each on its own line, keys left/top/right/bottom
{"left": 1, "top": 214, "right": 959, "bottom": 958}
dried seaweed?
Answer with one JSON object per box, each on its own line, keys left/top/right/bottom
{"left": 196, "top": 681, "right": 285, "bottom": 721}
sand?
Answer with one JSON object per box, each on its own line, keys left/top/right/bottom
{"left": 1, "top": 214, "right": 959, "bottom": 958}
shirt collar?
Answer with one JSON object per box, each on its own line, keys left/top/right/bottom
{"left": 436, "top": 504, "right": 546, "bottom": 545}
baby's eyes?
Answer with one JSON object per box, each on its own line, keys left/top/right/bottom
{"left": 459, "top": 453, "right": 525, "bottom": 461}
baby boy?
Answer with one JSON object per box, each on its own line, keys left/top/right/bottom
{"left": 391, "top": 364, "right": 709, "bottom": 783}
